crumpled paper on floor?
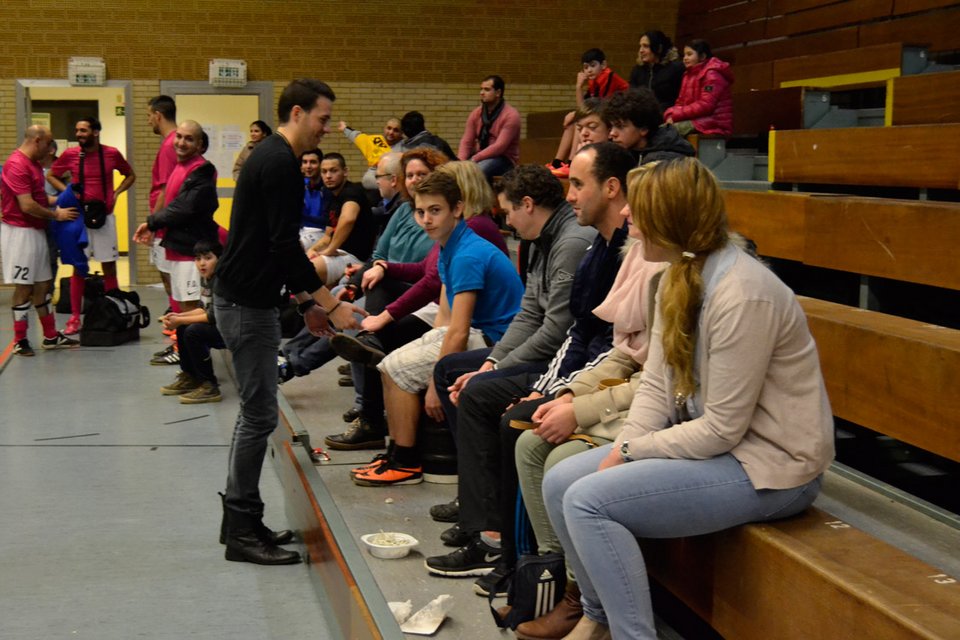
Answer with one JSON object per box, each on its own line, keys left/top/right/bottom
{"left": 388, "top": 600, "right": 412, "bottom": 624}
{"left": 394, "top": 594, "right": 454, "bottom": 635}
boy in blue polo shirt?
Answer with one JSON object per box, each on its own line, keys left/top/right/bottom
{"left": 353, "top": 171, "right": 523, "bottom": 486}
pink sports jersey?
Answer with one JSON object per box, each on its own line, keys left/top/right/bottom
{"left": 50, "top": 145, "right": 133, "bottom": 213}
{"left": 1, "top": 149, "right": 48, "bottom": 229}
{"left": 150, "top": 130, "right": 177, "bottom": 210}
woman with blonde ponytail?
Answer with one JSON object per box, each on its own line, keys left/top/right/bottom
{"left": 542, "top": 157, "right": 834, "bottom": 640}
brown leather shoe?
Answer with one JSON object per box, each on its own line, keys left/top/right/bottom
{"left": 515, "top": 582, "right": 582, "bottom": 640}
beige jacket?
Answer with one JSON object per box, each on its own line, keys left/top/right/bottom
{"left": 619, "top": 246, "right": 835, "bottom": 490}
{"left": 232, "top": 141, "right": 257, "bottom": 181}
{"left": 561, "top": 347, "right": 644, "bottom": 442}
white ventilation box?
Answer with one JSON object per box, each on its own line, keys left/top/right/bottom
{"left": 209, "top": 59, "right": 247, "bottom": 88}
{"left": 68, "top": 57, "right": 106, "bottom": 86}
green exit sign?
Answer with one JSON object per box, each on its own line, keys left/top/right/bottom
{"left": 115, "top": 106, "right": 125, "bottom": 116}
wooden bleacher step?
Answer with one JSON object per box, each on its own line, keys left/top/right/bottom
{"left": 723, "top": 191, "right": 960, "bottom": 291}
{"left": 642, "top": 505, "right": 960, "bottom": 640}
{"left": 889, "top": 69, "right": 960, "bottom": 126}
{"left": 770, "top": 124, "right": 960, "bottom": 189}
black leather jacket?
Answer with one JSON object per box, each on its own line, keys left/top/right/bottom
{"left": 147, "top": 160, "right": 219, "bottom": 256}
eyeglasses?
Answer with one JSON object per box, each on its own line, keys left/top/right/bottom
{"left": 375, "top": 173, "right": 393, "bottom": 179}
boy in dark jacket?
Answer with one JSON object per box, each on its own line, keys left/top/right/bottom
{"left": 158, "top": 239, "right": 226, "bottom": 403}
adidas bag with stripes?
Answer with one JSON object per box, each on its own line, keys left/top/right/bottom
{"left": 489, "top": 552, "right": 566, "bottom": 630}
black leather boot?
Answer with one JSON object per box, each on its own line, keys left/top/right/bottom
{"left": 223, "top": 508, "right": 301, "bottom": 565}
{"left": 220, "top": 493, "right": 295, "bottom": 548}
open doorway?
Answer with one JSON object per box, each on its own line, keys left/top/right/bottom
{"left": 16, "top": 79, "right": 136, "bottom": 284}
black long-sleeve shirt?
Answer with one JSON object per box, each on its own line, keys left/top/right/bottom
{"left": 214, "top": 134, "right": 323, "bottom": 308}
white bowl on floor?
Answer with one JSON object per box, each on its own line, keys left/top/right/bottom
{"left": 361, "top": 532, "right": 419, "bottom": 559}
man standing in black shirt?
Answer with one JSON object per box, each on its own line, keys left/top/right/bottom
{"left": 214, "top": 79, "right": 364, "bottom": 565}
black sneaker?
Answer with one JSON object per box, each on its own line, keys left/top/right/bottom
{"left": 153, "top": 344, "right": 175, "bottom": 358}
{"left": 41, "top": 332, "right": 79, "bottom": 350}
{"left": 337, "top": 363, "right": 351, "bottom": 375}
{"left": 342, "top": 407, "right": 361, "bottom": 423}
{"left": 330, "top": 332, "right": 386, "bottom": 366}
{"left": 440, "top": 522, "right": 473, "bottom": 547}
{"left": 324, "top": 417, "right": 386, "bottom": 450}
{"left": 425, "top": 537, "right": 502, "bottom": 577}
{"left": 473, "top": 559, "right": 514, "bottom": 597}
{"left": 338, "top": 375, "right": 354, "bottom": 387}
{"left": 12, "top": 338, "right": 35, "bottom": 357}
{"left": 430, "top": 497, "right": 459, "bottom": 523}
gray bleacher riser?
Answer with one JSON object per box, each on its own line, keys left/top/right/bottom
{"left": 903, "top": 46, "right": 932, "bottom": 76}
{"left": 857, "top": 108, "right": 885, "bottom": 127}
{"left": 804, "top": 91, "right": 833, "bottom": 128}
{"left": 719, "top": 179, "right": 772, "bottom": 191}
{"left": 752, "top": 155, "right": 768, "bottom": 182}
{"left": 699, "top": 138, "right": 769, "bottom": 182}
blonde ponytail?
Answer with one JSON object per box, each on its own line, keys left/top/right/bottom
{"left": 627, "top": 158, "right": 728, "bottom": 400}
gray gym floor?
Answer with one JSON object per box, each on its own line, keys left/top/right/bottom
{"left": 0, "top": 285, "right": 331, "bottom": 640}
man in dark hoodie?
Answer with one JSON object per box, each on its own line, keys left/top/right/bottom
{"left": 602, "top": 88, "right": 695, "bottom": 165}
{"left": 392, "top": 111, "right": 457, "bottom": 160}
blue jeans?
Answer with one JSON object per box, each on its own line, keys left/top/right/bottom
{"left": 543, "top": 445, "right": 822, "bottom": 639}
{"left": 282, "top": 328, "right": 336, "bottom": 377}
{"left": 475, "top": 156, "right": 514, "bottom": 182}
{"left": 215, "top": 297, "right": 281, "bottom": 517}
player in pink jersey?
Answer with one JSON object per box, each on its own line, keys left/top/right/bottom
{"left": 147, "top": 95, "right": 180, "bottom": 323}
{"left": 47, "top": 116, "right": 136, "bottom": 333}
{"left": 1, "top": 126, "right": 80, "bottom": 355}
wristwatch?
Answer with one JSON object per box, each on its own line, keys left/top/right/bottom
{"left": 619, "top": 440, "right": 633, "bottom": 462}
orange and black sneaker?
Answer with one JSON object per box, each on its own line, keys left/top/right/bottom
{"left": 349, "top": 453, "right": 389, "bottom": 478}
{"left": 353, "top": 458, "right": 423, "bottom": 487}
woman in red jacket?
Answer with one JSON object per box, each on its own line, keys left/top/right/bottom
{"left": 665, "top": 40, "right": 734, "bottom": 138}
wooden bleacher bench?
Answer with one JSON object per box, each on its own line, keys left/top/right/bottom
{"left": 519, "top": 137, "right": 561, "bottom": 165}
{"left": 772, "top": 42, "right": 929, "bottom": 89}
{"left": 724, "top": 189, "right": 808, "bottom": 261}
{"left": 733, "top": 25, "right": 861, "bottom": 66}
{"left": 521, "top": 110, "right": 566, "bottom": 165}
{"left": 859, "top": 2, "right": 960, "bottom": 53}
{"left": 889, "top": 69, "right": 960, "bottom": 126}
{"left": 731, "top": 61, "right": 774, "bottom": 93}
{"left": 724, "top": 190, "right": 960, "bottom": 291}
{"left": 799, "top": 296, "right": 960, "bottom": 464}
{"left": 643, "top": 504, "right": 960, "bottom": 639}
{"left": 769, "top": 124, "right": 960, "bottom": 188}
{"left": 803, "top": 196, "right": 960, "bottom": 291}
{"left": 733, "top": 87, "right": 806, "bottom": 135}
{"left": 525, "top": 110, "right": 568, "bottom": 139}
